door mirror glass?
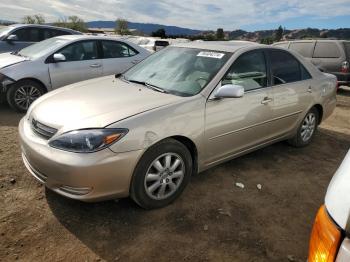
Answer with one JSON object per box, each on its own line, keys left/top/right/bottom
{"left": 53, "top": 53, "right": 66, "bottom": 62}
{"left": 215, "top": 84, "right": 244, "bottom": 98}
{"left": 6, "top": 34, "right": 18, "bottom": 41}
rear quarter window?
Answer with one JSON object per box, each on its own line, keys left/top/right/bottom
{"left": 344, "top": 42, "right": 350, "bottom": 60}
{"left": 289, "top": 42, "right": 314, "bottom": 58}
{"left": 313, "top": 42, "right": 341, "bottom": 58}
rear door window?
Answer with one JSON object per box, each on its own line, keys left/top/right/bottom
{"left": 313, "top": 42, "right": 341, "bottom": 58}
{"left": 222, "top": 50, "right": 267, "bottom": 92}
{"left": 343, "top": 42, "right": 350, "bottom": 60}
{"left": 289, "top": 42, "right": 314, "bottom": 58}
{"left": 269, "top": 50, "right": 311, "bottom": 85}
{"left": 101, "top": 41, "right": 138, "bottom": 58}
{"left": 42, "top": 29, "right": 71, "bottom": 40}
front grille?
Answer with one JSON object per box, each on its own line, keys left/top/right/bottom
{"left": 31, "top": 118, "right": 57, "bottom": 139}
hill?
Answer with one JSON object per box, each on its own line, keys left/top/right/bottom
{"left": 86, "top": 21, "right": 202, "bottom": 36}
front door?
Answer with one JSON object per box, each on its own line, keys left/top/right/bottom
{"left": 204, "top": 50, "right": 275, "bottom": 165}
{"left": 48, "top": 40, "right": 102, "bottom": 89}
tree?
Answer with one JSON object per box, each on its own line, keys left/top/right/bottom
{"left": 260, "top": 36, "right": 274, "bottom": 45}
{"left": 22, "top": 14, "right": 45, "bottom": 24}
{"left": 216, "top": 28, "right": 224, "bottom": 40}
{"left": 53, "top": 16, "right": 87, "bottom": 32}
{"left": 274, "top": 25, "right": 283, "bottom": 42}
{"left": 116, "top": 18, "right": 129, "bottom": 35}
{"left": 151, "top": 28, "right": 166, "bottom": 38}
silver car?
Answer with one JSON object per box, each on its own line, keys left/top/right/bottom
{"left": 19, "top": 42, "right": 337, "bottom": 209}
{"left": 0, "top": 35, "right": 150, "bottom": 112}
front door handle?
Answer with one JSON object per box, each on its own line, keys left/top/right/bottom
{"left": 307, "top": 86, "right": 312, "bottom": 93}
{"left": 261, "top": 97, "right": 273, "bottom": 105}
{"left": 131, "top": 60, "right": 140, "bottom": 64}
{"left": 90, "top": 63, "right": 101, "bottom": 68}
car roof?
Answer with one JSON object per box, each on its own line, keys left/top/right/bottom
{"left": 7, "top": 24, "right": 81, "bottom": 34}
{"left": 174, "top": 41, "right": 261, "bottom": 52}
{"left": 274, "top": 39, "right": 350, "bottom": 44}
{"left": 54, "top": 34, "right": 128, "bottom": 42}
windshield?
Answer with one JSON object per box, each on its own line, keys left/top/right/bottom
{"left": 0, "top": 26, "right": 12, "bottom": 39}
{"left": 124, "top": 47, "right": 231, "bottom": 96}
{"left": 17, "top": 37, "right": 68, "bottom": 59}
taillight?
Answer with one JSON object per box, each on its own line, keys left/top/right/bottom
{"left": 341, "top": 61, "right": 349, "bottom": 73}
{"left": 308, "top": 205, "right": 341, "bottom": 262}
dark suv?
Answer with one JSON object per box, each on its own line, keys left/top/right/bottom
{"left": 0, "top": 24, "right": 81, "bottom": 54}
{"left": 273, "top": 40, "right": 350, "bottom": 86}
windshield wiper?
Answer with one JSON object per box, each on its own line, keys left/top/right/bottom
{"left": 128, "top": 79, "right": 168, "bottom": 93}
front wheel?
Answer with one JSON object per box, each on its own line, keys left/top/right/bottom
{"left": 288, "top": 107, "right": 319, "bottom": 147}
{"left": 130, "top": 139, "right": 192, "bottom": 209}
{"left": 6, "top": 80, "right": 45, "bottom": 113}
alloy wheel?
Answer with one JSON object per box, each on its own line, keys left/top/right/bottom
{"left": 300, "top": 112, "right": 316, "bottom": 142}
{"left": 14, "top": 85, "right": 41, "bottom": 111}
{"left": 144, "top": 153, "right": 185, "bottom": 200}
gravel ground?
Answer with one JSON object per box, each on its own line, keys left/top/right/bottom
{"left": 0, "top": 89, "right": 349, "bottom": 262}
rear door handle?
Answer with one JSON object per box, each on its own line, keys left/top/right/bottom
{"left": 90, "top": 63, "right": 101, "bottom": 68}
{"left": 307, "top": 86, "right": 312, "bottom": 93}
{"left": 261, "top": 97, "right": 273, "bottom": 105}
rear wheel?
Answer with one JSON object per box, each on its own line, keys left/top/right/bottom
{"left": 288, "top": 107, "right": 319, "bottom": 147}
{"left": 7, "top": 80, "right": 45, "bottom": 113}
{"left": 130, "top": 139, "right": 192, "bottom": 209}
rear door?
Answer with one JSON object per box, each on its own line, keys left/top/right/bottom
{"left": 204, "top": 50, "right": 275, "bottom": 165}
{"left": 267, "top": 49, "right": 313, "bottom": 135}
{"left": 312, "top": 41, "right": 344, "bottom": 73}
{"left": 100, "top": 40, "right": 140, "bottom": 75}
{"left": 48, "top": 40, "right": 103, "bottom": 89}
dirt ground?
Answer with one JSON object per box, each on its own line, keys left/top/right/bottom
{"left": 0, "top": 89, "right": 349, "bottom": 262}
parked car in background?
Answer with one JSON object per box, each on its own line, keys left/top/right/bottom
{"left": 0, "top": 35, "right": 150, "bottom": 112}
{"left": 0, "top": 24, "right": 81, "bottom": 54}
{"left": 308, "top": 150, "right": 350, "bottom": 262}
{"left": 130, "top": 37, "right": 169, "bottom": 52}
{"left": 273, "top": 40, "right": 350, "bottom": 86}
{"left": 19, "top": 42, "right": 336, "bottom": 209}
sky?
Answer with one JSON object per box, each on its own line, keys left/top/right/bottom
{"left": 1, "top": 0, "right": 350, "bottom": 31}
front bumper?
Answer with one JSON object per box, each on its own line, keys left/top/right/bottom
{"left": 19, "top": 117, "right": 143, "bottom": 202}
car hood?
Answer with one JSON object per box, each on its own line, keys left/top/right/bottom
{"left": 29, "top": 75, "right": 184, "bottom": 132}
{"left": 0, "top": 52, "right": 27, "bottom": 69}
{"left": 325, "top": 150, "right": 350, "bottom": 230}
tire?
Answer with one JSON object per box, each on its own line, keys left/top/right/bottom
{"left": 130, "top": 138, "right": 193, "bottom": 209}
{"left": 288, "top": 107, "right": 319, "bottom": 147}
{"left": 6, "top": 80, "right": 45, "bottom": 113}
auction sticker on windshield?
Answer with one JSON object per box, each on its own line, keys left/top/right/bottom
{"left": 197, "top": 51, "right": 225, "bottom": 59}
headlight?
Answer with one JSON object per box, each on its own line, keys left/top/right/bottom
{"left": 49, "top": 128, "right": 128, "bottom": 153}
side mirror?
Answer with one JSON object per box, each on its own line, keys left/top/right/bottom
{"left": 215, "top": 84, "right": 244, "bottom": 98}
{"left": 6, "top": 34, "right": 18, "bottom": 41}
{"left": 53, "top": 53, "right": 66, "bottom": 62}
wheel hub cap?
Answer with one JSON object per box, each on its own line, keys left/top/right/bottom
{"left": 300, "top": 112, "right": 316, "bottom": 142}
{"left": 144, "top": 153, "right": 185, "bottom": 200}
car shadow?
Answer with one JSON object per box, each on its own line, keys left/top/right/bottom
{"left": 0, "top": 101, "right": 24, "bottom": 127}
